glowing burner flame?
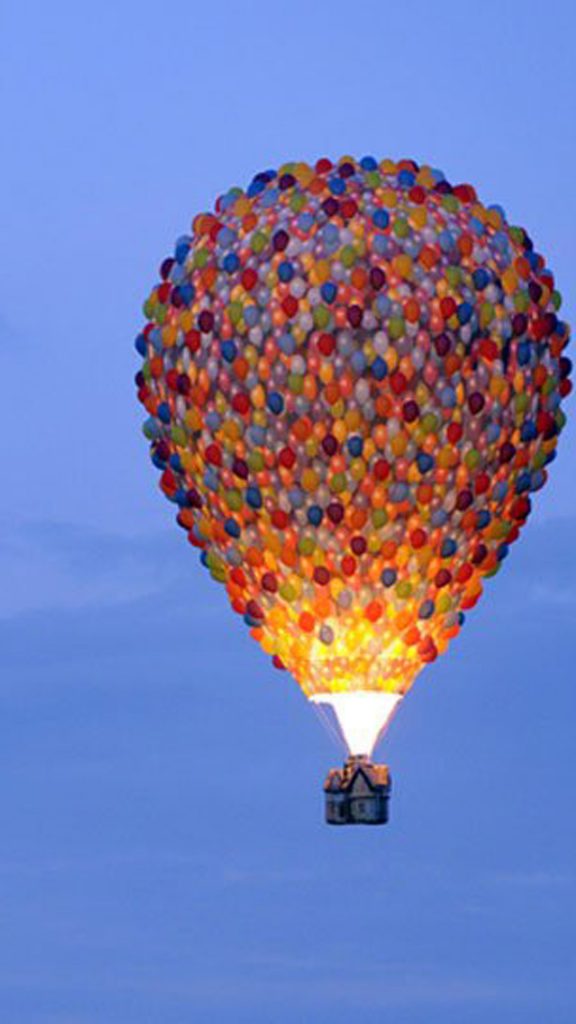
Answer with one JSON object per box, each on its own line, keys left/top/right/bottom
{"left": 310, "top": 692, "right": 402, "bottom": 756}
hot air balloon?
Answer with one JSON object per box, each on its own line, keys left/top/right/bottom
{"left": 134, "top": 156, "right": 571, "bottom": 825}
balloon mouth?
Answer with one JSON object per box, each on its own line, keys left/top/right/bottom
{"left": 309, "top": 692, "right": 402, "bottom": 756}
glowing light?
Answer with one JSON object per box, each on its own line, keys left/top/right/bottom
{"left": 310, "top": 692, "right": 402, "bottom": 756}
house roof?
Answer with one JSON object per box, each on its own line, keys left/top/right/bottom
{"left": 369, "top": 765, "right": 391, "bottom": 787}
{"left": 324, "top": 769, "right": 344, "bottom": 792}
{"left": 324, "top": 761, "right": 390, "bottom": 793}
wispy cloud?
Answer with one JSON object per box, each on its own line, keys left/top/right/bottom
{"left": 489, "top": 869, "right": 574, "bottom": 887}
{"left": 0, "top": 966, "right": 551, "bottom": 1013}
{"left": 0, "top": 520, "right": 192, "bottom": 618}
{"left": 0, "top": 310, "right": 23, "bottom": 349}
{"left": 483, "top": 515, "right": 576, "bottom": 616}
{"left": 528, "top": 583, "right": 576, "bottom": 609}
{"left": 48, "top": 963, "right": 564, "bottom": 1011}
{"left": 0, "top": 852, "right": 316, "bottom": 887}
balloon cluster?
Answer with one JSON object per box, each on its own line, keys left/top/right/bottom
{"left": 135, "top": 157, "right": 571, "bottom": 698}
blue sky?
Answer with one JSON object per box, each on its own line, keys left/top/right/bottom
{"left": 2, "top": 0, "right": 575, "bottom": 1021}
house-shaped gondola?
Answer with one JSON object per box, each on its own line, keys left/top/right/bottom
{"left": 324, "top": 756, "right": 391, "bottom": 825}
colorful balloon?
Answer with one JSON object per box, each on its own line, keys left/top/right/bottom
{"left": 135, "top": 156, "right": 570, "bottom": 754}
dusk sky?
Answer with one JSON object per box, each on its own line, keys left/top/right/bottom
{"left": 2, "top": 1, "right": 575, "bottom": 1021}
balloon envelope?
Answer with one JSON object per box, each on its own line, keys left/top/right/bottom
{"left": 135, "top": 156, "right": 570, "bottom": 750}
